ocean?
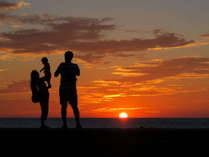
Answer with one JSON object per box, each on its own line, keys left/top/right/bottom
{"left": 0, "top": 118, "right": 209, "bottom": 128}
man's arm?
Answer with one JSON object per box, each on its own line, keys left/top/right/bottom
{"left": 54, "top": 64, "right": 62, "bottom": 77}
{"left": 76, "top": 64, "right": 80, "bottom": 76}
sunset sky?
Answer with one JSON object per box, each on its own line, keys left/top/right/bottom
{"left": 1, "top": 0, "right": 209, "bottom": 118}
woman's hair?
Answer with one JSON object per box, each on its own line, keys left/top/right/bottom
{"left": 30, "top": 70, "right": 39, "bottom": 90}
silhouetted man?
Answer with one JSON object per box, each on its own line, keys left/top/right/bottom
{"left": 54, "top": 51, "right": 82, "bottom": 128}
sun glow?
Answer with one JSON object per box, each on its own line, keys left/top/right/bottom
{"left": 119, "top": 112, "right": 128, "bottom": 118}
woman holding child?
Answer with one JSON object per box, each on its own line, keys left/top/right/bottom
{"left": 30, "top": 57, "right": 51, "bottom": 128}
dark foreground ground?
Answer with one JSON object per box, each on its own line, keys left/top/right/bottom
{"left": 1, "top": 128, "right": 209, "bottom": 156}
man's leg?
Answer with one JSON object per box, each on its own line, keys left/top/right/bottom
{"left": 72, "top": 105, "right": 80, "bottom": 124}
{"left": 72, "top": 105, "right": 82, "bottom": 128}
{"left": 60, "top": 88, "right": 68, "bottom": 128}
{"left": 71, "top": 89, "right": 82, "bottom": 128}
{"left": 61, "top": 103, "right": 67, "bottom": 128}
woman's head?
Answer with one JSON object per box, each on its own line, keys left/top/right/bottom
{"left": 31, "top": 70, "right": 39, "bottom": 88}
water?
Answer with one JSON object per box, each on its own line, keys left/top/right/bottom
{"left": 0, "top": 118, "right": 209, "bottom": 128}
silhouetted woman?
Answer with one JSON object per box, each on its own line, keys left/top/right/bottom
{"left": 31, "top": 70, "right": 49, "bottom": 128}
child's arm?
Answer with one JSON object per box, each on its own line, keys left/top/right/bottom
{"left": 40, "top": 67, "right": 45, "bottom": 72}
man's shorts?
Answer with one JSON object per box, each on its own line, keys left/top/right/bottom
{"left": 59, "top": 86, "right": 78, "bottom": 106}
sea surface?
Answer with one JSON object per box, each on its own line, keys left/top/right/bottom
{"left": 0, "top": 118, "right": 209, "bottom": 128}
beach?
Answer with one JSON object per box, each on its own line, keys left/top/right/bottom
{"left": 0, "top": 128, "right": 208, "bottom": 156}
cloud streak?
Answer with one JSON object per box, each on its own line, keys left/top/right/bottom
{"left": 69, "top": 31, "right": 194, "bottom": 55}
{"left": 0, "top": 26, "right": 194, "bottom": 63}
{"left": 93, "top": 107, "right": 142, "bottom": 112}
{"left": 113, "top": 57, "right": 209, "bottom": 82}
{"left": 0, "top": 16, "right": 115, "bottom": 55}
{"left": 0, "top": 68, "right": 6, "bottom": 72}
{"left": 0, "top": 8, "right": 194, "bottom": 63}
{"left": 0, "top": 80, "right": 29, "bottom": 94}
{"left": 0, "top": 1, "right": 30, "bottom": 10}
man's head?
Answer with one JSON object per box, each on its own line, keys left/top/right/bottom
{"left": 64, "top": 51, "right": 74, "bottom": 62}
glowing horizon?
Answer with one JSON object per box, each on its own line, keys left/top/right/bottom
{"left": 1, "top": 0, "right": 209, "bottom": 118}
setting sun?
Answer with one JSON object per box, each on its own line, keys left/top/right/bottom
{"left": 119, "top": 112, "right": 128, "bottom": 118}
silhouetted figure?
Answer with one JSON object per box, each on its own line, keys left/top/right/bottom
{"left": 31, "top": 70, "right": 50, "bottom": 128}
{"left": 40, "top": 57, "right": 51, "bottom": 88}
{"left": 54, "top": 51, "right": 82, "bottom": 129}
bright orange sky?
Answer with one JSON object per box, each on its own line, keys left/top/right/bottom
{"left": 0, "top": 0, "right": 209, "bottom": 118}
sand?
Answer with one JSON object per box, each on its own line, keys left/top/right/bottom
{"left": 0, "top": 128, "right": 208, "bottom": 155}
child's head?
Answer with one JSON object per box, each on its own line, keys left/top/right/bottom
{"left": 41, "top": 57, "right": 48, "bottom": 64}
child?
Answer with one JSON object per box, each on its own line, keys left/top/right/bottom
{"left": 40, "top": 57, "right": 51, "bottom": 88}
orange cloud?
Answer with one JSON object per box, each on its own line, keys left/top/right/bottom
{"left": 76, "top": 57, "right": 209, "bottom": 100}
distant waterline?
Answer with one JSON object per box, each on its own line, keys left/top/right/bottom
{"left": 0, "top": 118, "right": 209, "bottom": 128}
